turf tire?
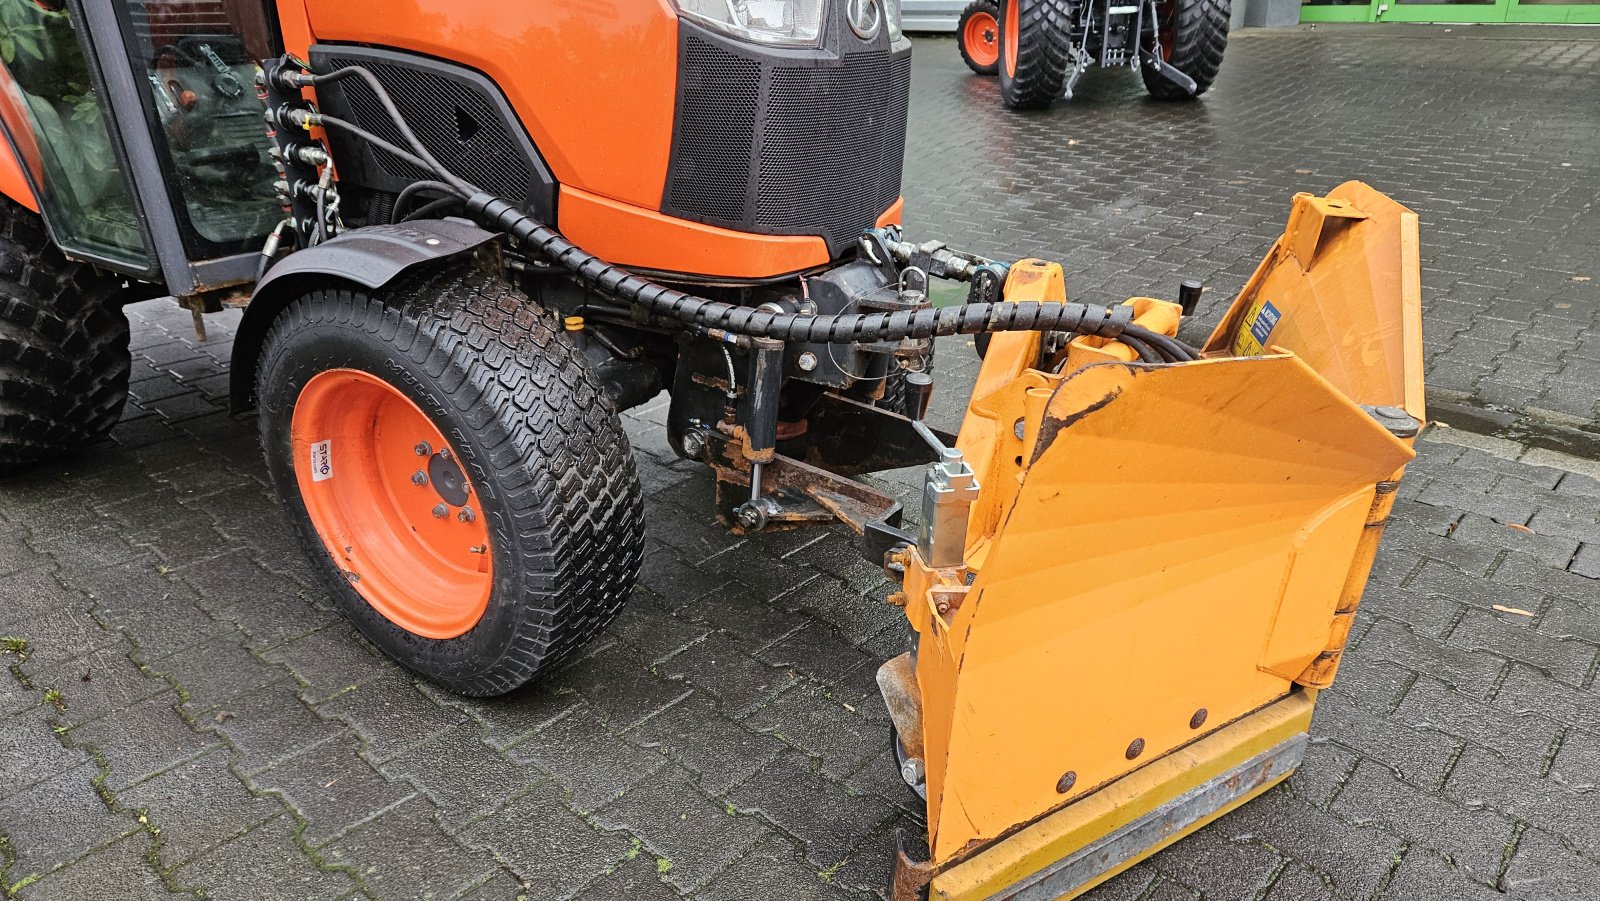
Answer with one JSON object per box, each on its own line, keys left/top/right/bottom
{"left": 958, "top": 0, "right": 1003, "bottom": 75}
{"left": 998, "top": 0, "right": 1075, "bottom": 110}
{"left": 1142, "top": 0, "right": 1230, "bottom": 100}
{"left": 255, "top": 262, "right": 646, "bottom": 696}
{"left": 0, "top": 199, "right": 130, "bottom": 471}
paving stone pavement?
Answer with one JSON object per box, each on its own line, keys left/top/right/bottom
{"left": 1, "top": 23, "right": 1599, "bottom": 901}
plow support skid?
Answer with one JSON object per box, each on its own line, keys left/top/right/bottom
{"left": 899, "top": 182, "right": 1423, "bottom": 899}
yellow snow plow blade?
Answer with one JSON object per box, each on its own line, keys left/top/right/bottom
{"left": 883, "top": 182, "right": 1423, "bottom": 900}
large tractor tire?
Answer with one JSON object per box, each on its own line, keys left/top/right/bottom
{"left": 0, "top": 199, "right": 131, "bottom": 472}
{"left": 1143, "top": 0, "right": 1230, "bottom": 100}
{"left": 958, "top": 0, "right": 1003, "bottom": 75}
{"left": 998, "top": 0, "right": 1074, "bottom": 110}
{"left": 255, "top": 262, "right": 645, "bottom": 696}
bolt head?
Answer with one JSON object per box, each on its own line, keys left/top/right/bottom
{"left": 797, "top": 351, "right": 819, "bottom": 372}
{"left": 900, "top": 757, "right": 926, "bottom": 788}
{"left": 414, "top": 442, "right": 431, "bottom": 457}
{"left": 1190, "top": 708, "right": 1209, "bottom": 730}
{"left": 431, "top": 504, "right": 449, "bottom": 519}
{"left": 411, "top": 471, "right": 427, "bottom": 486}
{"left": 438, "top": 448, "right": 451, "bottom": 461}
{"left": 1056, "top": 771, "right": 1077, "bottom": 794}
{"left": 457, "top": 506, "right": 476, "bottom": 523}
{"left": 1013, "top": 418, "right": 1027, "bottom": 440}
{"left": 681, "top": 431, "right": 705, "bottom": 458}
{"left": 1126, "top": 738, "right": 1146, "bottom": 760}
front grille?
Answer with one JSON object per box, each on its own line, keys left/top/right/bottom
{"left": 663, "top": 32, "right": 912, "bottom": 256}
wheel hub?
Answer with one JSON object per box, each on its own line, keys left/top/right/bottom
{"left": 290, "top": 368, "right": 493, "bottom": 640}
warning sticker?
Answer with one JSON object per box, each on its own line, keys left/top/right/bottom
{"left": 1232, "top": 299, "right": 1282, "bottom": 357}
{"left": 309, "top": 440, "right": 333, "bottom": 482}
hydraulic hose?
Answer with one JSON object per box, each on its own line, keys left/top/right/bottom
{"left": 287, "top": 64, "right": 1200, "bottom": 361}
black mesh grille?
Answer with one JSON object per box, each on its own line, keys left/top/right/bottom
{"left": 315, "top": 51, "right": 539, "bottom": 211}
{"left": 758, "top": 53, "right": 911, "bottom": 250}
{"left": 663, "top": 33, "right": 912, "bottom": 256}
{"left": 667, "top": 38, "right": 759, "bottom": 223}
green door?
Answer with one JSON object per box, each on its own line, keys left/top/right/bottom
{"left": 1301, "top": 0, "right": 1600, "bottom": 23}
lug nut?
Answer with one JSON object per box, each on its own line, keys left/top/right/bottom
{"left": 411, "top": 471, "right": 427, "bottom": 486}
{"left": 414, "top": 442, "right": 431, "bottom": 457}
{"left": 458, "top": 506, "right": 476, "bottom": 523}
{"left": 431, "top": 504, "right": 448, "bottom": 519}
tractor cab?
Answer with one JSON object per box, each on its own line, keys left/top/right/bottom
{"left": 0, "top": 0, "right": 279, "bottom": 305}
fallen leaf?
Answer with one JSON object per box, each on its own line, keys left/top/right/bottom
{"left": 1507, "top": 523, "right": 1535, "bottom": 534}
{"left": 1295, "top": 169, "right": 1314, "bottom": 174}
{"left": 1492, "top": 605, "right": 1534, "bottom": 617}
{"left": 1572, "top": 276, "right": 1592, "bottom": 282}
{"left": 214, "top": 709, "right": 235, "bottom": 723}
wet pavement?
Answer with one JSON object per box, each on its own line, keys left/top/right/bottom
{"left": 2, "top": 24, "right": 1599, "bottom": 901}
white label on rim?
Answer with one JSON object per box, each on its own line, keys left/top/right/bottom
{"left": 309, "top": 440, "right": 333, "bottom": 482}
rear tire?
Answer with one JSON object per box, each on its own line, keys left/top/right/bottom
{"left": 998, "top": 0, "right": 1075, "bottom": 110}
{"left": 255, "top": 262, "right": 645, "bottom": 696}
{"left": 0, "top": 199, "right": 130, "bottom": 471}
{"left": 958, "top": 0, "right": 1003, "bottom": 75}
{"left": 1142, "top": 0, "right": 1229, "bottom": 100}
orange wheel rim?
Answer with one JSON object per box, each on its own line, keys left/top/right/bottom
{"left": 1003, "top": 0, "right": 1020, "bottom": 78}
{"left": 965, "top": 11, "right": 1000, "bottom": 68}
{"left": 291, "top": 369, "right": 493, "bottom": 640}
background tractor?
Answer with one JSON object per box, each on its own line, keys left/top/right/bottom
{"left": 0, "top": 1, "right": 1420, "bottom": 897}
{"left": 958, "top": 0, "right": 1232, "bottom": 106}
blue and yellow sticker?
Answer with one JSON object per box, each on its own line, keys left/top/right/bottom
{"left": 1232, "top": 298, "right": 1282, "bottom": 356}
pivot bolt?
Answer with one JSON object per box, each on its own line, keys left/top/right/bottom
{"left": 797, "top": 351, "right": 819, "bottom": 372}
{"left": 411, "top": 471, "right": 427, "bottom": 487}
{"left": 414, "top": 442, "right": 431, "bottom": 457}
{"left": 431, "top": 504, "right": 449, "bottom": 519}
{"left": 457, "top": 506, "right": 476, "bottom": 523}
{"left": 735, "top": 503, "right": 764, "bottom": 531}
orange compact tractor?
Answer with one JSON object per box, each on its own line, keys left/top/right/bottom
{"left": 958, "top": 0, "right": 1231, "bottom": 107}
{"left": 0, "top": 1, "right": 1421, "bottom": 897}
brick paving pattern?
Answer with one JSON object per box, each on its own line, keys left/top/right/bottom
{"left": 1, "top": 24, "right": 1598, "bottom": 901}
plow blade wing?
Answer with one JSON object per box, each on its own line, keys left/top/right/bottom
{"left": 897, "top": 182, "right": 1423, "bottom": 899}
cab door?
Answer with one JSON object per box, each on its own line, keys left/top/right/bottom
{"left": 0, "top": 0, "right": 283, "bottom": 293}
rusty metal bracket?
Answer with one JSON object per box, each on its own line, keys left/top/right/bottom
{"left": 702, "top": 429, "right": 903, "bottom": 535}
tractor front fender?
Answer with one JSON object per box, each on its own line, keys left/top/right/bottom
{"left": 229, "top": 218, "right": 500, "bottom": 412}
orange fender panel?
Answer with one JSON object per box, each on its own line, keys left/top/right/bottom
{"left": 0, "top": 136, "right": 37, "bottom": 213}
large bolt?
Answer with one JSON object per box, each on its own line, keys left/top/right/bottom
{"left": 900, "top": 756, "right": 926, "bottom": 789}
{"left": 458, "top": 506, "right": 476, "bottom": 523}
{"left": 414, "top": 442, "right": 431, "bottom": 457}
{"left": 797, "top": 351, "right": 819, "bottom": 372}
{"left": 681, "top": 430, "right": 705, "bottom": 459}
{"left": 431, "top": 504, "right": 448, "bottom": 519}
{"left": 411, "top": 471, "right": 427, "bottom": 487}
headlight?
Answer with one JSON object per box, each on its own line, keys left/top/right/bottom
{"left": 674, "top": 0, "right": 827, "bottom": 47}
{"left": 883, "top": 0, "right": 903, "bottom": 41}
